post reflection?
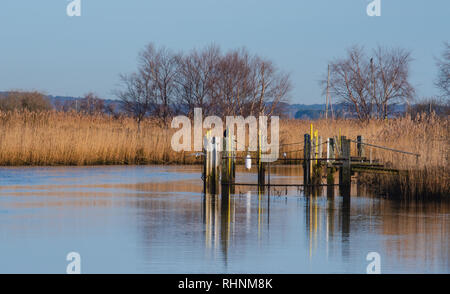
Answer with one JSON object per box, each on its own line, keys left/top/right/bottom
{"left": 202, "top": 184, "right": 270, "bottom": 266}
{"left": 305, "top": 185, "right": 351, "bottom": 261}
{"left": 305, "top": 186, "right": 322, "bottom": 258}
{"left": 202, "top": 185, "right": 234, "bottom": 266}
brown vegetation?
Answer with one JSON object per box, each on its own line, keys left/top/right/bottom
{"left": 0, "top": 110, "right": 447, "bottom": 198}
{"left": 0, "top": 91, "right": 52, "bottom": 112}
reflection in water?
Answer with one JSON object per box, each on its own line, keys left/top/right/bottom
{"left": 202, "top": 190, "right": 235, "bottom": 266}
{"left": 0, "top": 165, "right": 448, "bottom": 273}
{"left": 304, "top": 186, "right": 351, "bottom": 261}
{"left": 203, "top": 184, "right": 270, "bottom": 268}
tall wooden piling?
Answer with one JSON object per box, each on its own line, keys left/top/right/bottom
{"left": 213, "top": 137, "right": 220, "bottom": 193}
{"left": 303, "top": 134, "right": 311, "bottom": 186}
{"left": 327, "top": 137, "right": 335, "bottom": 165}
{"left": 203, "top": 136, "right": 208, "bottom": 194}
{"left": 339, "top": 138, "right": 351, "bottom": 196}
{"left": 339, "top": 135, "right": 346, "bottom": 158}
{"left": 257, "top": 129, "right": 265, "bottom": 186}
{"left": 326, "top": 137, "right": 336, "bottom": 197}
{"left": 221, "top": 128, "right": 235, "bottom": 186}
{"left": 204, "top": 135, "right": 220, "bottom": 194}
{"left": 357, "top": 135, "right": 365, "bottom": 158}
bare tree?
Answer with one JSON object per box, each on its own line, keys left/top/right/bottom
{"left": 210, "top": 48, "right": 253, "bottom": 117}
{"left": 372, "top": 46, "right": 415, "bottom": 119}
{"left": 435, "top": 42, "right": 450, "bottom": 99}
{"left": 116, "top": 43, "right": 180, "bottom": 127}
{"left": 139, "top": 43, "right": 180, "bottom": 126}
{"left": 324, "top": 45, "right": 414, "bottom": 121}
{"left": 209, "top": 47, "right": 291, "bottom": 118}
{"left": 175, "top": 45, "right": 220, "bottom": 117}
{"left": 248, "top": 56, "right": 291, "bottom": 117}
{"left": 116, "top": 72, "right": 153, "bottom": 129}
{"left": 118, "top": 43, "right": 292, "bottom": 124}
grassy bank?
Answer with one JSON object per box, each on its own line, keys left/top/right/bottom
{"left": 0, "top": 110, "right": 448, "bottom": 198}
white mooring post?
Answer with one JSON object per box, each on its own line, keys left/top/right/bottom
{"left": 327, "top": 137, "right": 335, "bottom": 165}
{"left": 203, "top": 134, "right": 220, "bottom": 194}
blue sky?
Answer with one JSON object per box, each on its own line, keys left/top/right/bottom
{"left": 0, "top": 0, "right": 448, "bottom": 104}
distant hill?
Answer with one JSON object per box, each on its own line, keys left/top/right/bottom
{"left": 47, "top": 95, "right": 121, "bottom": 111}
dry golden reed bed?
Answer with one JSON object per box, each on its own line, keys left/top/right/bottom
{"left": 0, "top": 110, "right": 448, "bottom": 198}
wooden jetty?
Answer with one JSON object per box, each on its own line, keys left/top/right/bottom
{"left": 201, "top": 124, "right": 420, "bottom": 197}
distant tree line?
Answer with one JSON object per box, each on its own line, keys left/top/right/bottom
{"left": 54, "top": 92, "right": 116, "bottom": 115}
{"left": 115, "top": 43, "right": 292, "bottom": 126}
{"left": 1, "top": 42, "right": 448, "bottom": 123}
{"left": 408, "top": 97, "right": 450, "bottom": 117}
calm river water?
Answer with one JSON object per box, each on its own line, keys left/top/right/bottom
{"left": 0, "top": 165, "right": 448, "bottom": 273}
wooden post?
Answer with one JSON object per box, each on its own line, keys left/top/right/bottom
{"left": 357, "top": 135, "right": 365, "bottom": 159}
{"left": 327, "top": 137, "right": 335, "bottom": 165}
{"left": 232, "top": 134, "right": 236, "bottom": 179}
{"left": 339, "top": 138, "right": 351, "bottom": 197}
{"left": 257, "top": 129, "right": 265, "bottom": 186}
{"left": 203, "top": 135, "right": 208, "bottom": 194}
{"left": 203, "top": 134, "right": 211, "bottom": 193}
{"left": 339, "top": 135, "right": 346, "bottom": 158}
{"left": 326, "top": 137, "right": 335, "bottom": 198}
{"left": 221, "top": 130, "right": 228, "bottom": 185}
{"left": 303, "top": 134, "right": 311, "bottom": 186}
{"left": 212, "top": 136, "right": 220, "bottom": 193}
{"left": 221, "top": 128, "right": 235, "bottom": 186}
{"left": 204, "top": 135, "right": 220, "bottom": 194}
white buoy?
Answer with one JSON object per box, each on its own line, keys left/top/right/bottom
{"left": 245, "top": 154, "right": 252, "bottom": 170}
